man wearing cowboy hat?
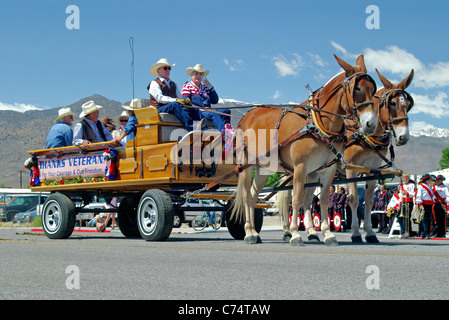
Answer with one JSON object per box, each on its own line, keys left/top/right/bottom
{"left": 147, "top": 58, "right": 200, "bottom": 131}
{"left": 399, "top": 173, "right": 416, "bottom": 237}
{"left": 181, "top": 64, "right": 232, "bottom": 134}
{"left": 432, "top": 174, "right": 448, "bottom": 238}
{"left": 72, "top": 100, "right": 113, "bottom": 146}
{"left": 416, "top": 173, "right": 435, "bottom": 239}
{"left": 45, "top": 107, "right": 76, "bottom": 149}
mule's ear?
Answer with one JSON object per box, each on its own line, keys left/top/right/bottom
{"left": 375, "top": 68, "right": 393, "bottom": 90}
{"left": 334, "top": 54, "right": 355, "bottom": 76}
{"left": 398, "top": 69, "right": 414, "bottom": 90}
{"left": 355, "top": 54, "right": 368, "bottom": 73}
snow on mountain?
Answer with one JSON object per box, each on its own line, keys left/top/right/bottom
{"left": 410, "top": 123, "right": 449, "bottom": 139}
{"left": 217, "top": 98, "right": 254, "bottom": 106}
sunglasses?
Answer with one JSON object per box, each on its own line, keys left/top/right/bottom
{"left": 163, "top": 66, "right": 171, "bottom": 71}
{"left": 120, "top": 119, "right": 128, "bottom": 123}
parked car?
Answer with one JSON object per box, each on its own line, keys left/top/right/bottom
{"left": 12, "top": 206, "right": 41, "bottom": 224}
{"left": 0, "top": 194, "right": 48, "bottom": 222}
{"left": 0, "top": 194, "right": 15, "bottom": 207}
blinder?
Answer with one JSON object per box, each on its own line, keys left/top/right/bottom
{"left": 347, "top": 73, "right": 377, "bottom": 98}
{"left": 343, "top": 72, "right": 377, "bottom": 121}
{"left": 384, "top": 88, "right": 414, "bottom": 112}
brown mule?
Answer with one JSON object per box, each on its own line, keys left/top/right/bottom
{"left": 231, "top": 54, "right": 377, "bottom": 246}
{"left": 279, "top": 69, "right": 414, "bottom": 244}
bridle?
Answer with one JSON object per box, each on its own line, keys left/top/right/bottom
{"left": 377, "top": 88, "right": 414, "bottom": 132}
{"left": 312, "top": 71, "right": 377, "bottom": 123}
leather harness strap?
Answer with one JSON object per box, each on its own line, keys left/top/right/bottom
{"left": 204, "top": 72, "right": 376, "bottom": 190}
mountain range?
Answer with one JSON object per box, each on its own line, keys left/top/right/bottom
{"left": 0, "top": 94, "right": 447, "bottom": 188}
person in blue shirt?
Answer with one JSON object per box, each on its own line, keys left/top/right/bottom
{"left": 45, "top": 107, "right": 76, "bottom": 149}
{"left": 112, "top": 99, "right": 141, "bottom": 145}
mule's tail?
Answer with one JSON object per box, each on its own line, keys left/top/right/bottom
{"left": 272, "top": 176, "right": 292, "bottom": 223}
{"left": 230, "top": 173, "right": 245, "bottom": 224}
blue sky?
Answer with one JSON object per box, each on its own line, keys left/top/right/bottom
{"left": 1, "top": 0, "right": 449, "bottom": 132}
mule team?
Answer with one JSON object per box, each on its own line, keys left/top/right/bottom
{"left": 231, "top": 54, "right": 415, "bottom": 246}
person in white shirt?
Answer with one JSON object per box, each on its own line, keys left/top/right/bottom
{"left": 147, "top": 58, "right": 200, "bottom": 131}
{"left": 400, "top": 174, "right": 416, "bottom": 237}
{"left": 72, "top": 101, "right": 113, "bottom": 146}
{"left": 415, "top": 173, "right": 434, "bottom": 239}
{"left": 431, "top": 175, "right": 448, "bottom": 238}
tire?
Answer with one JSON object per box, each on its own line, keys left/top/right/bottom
{"left": 192, "top": 214, "right": 207, "bottom": 231}
{"left": 137, "top": 189, "right": 174, "bottom": 241}
{"left": 41, "top": 193, "right": 76, "bottom": 239}
{"left": 210, "top": 213, "right": 222, "bottom": 230}
{"left": 117, "top": 196, "right": 141, "bottom": 238}
{"left": 6, "top": 210, "right": 19, "bottom": 222}
{"left": 173, "top": 213, "right": 183, "bottom": 228}
{"left": 225, "top": 206, "right": 263, "bottom": 240}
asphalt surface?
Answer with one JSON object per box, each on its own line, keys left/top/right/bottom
{"left": 1, "top": 217, "right": 448, "bottom": 301}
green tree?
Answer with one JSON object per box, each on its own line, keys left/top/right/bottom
{"left": 439, "top": 148, "right": 449, "bottom": 169}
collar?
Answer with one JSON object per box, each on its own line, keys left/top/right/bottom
{"left": 83, "top": 117, "right": 97, "bottom": 125}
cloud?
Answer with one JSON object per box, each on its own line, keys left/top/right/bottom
{"left": 409, "top": 92, "right": 449, "bottom": 118}
{"left": 330, "top": 42, "right": 449, "bottom": 90}
{"left": 224, "top": 58, "right": 244, "bottom": 72}
{"left": 306, "top": 52, "right": 327, "bottom": 68}
{"left": 409, "top": 121, "right": 437, "bottom": 133}
{"left": 273, "top": 90, "right": 281, "bottom": 100}
{"left": 273, "top": 53, "right": 303, "bottom": 77}
{"left": 0, "top": 101, "right": 46, "bottom": 112}
{"left": 330, "top": 41, "right": 357, "bottom": 60}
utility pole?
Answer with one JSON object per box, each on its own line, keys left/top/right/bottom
{"left": 17, "top": 170, "right": 23, "bottom": 189}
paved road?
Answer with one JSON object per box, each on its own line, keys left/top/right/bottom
{"left": 1, "top": 222, "right": 448, "bottom": 301}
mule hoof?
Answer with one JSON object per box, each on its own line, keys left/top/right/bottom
{"left": 308, "top": 233, "right": 320, "bottom": 242}
{"left": 324, "top": 237, "right": 339, "bottom": 246}
{"left": 351, "top": 234, "right": 363, "bottom": 243}
{"left": 365, "top": 235, "right": 380, "bottom": 243}
{"left": 283, "top": 232, "right": 292, "bottom": 242}
{"left": 289, "top": 236, "right": 304, "bottom": 246}
{"left": 256, "top": 236, "right": 263, "bottom": 244}
{"left": 244, "top": 236, "right": 257, "bottom": 245}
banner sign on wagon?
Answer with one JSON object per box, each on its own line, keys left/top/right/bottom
{"left": 38, "top": 152, "right": 106, "bottom": 180}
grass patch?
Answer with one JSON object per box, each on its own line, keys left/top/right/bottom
{"left": 0, "top": 216, "right": 42, "bottom": 228}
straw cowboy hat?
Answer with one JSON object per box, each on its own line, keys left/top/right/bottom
{"left": 55, "top": 107, "right": 76, "bottom": 121}
{"left": 115, "top": 110, "right": 130, "bottom": 125}
{"left": 186, "top": 64, "right": 210, "bottom": 77}
{"left": 150, "top": 58, "right": 176, "bottom": 76}
{"left": 100, "top": 116, "right": 116, "bottom": 132}
{"left": 122, "top": 98, "right": 142, "bottom": 111}
{"left": 79, "top": 100, "right": 103, "bottom": 118}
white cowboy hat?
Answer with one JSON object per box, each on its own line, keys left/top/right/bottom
{"left": 79, "top": 100, "right": 103, "bottom": 118}
{"left": 186, "top": 64, "right": 210, "bottom": 77}
{"left": 55, "top": 107, "right": 76, "bottom": 121}
{"left": 150, "top": 58, "right": 176, "bottom": 76}
{"left": 115, "top": 110, "right": 130, "bottom": 125}
{"left": 122, "top": 98, "right": 142, "bottom": 111}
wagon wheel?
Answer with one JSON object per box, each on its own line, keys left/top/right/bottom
{"left": 225, "top": 205, "right": 263, "bottom": 240}
{"left": 41, "top": 193, "right": 76, "bottom": 239}
{"left": 137, "top": 189, "right": 174, "bottom": 241}
{"left": 117, "top": 195, "right": 141, "bottom": 238}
